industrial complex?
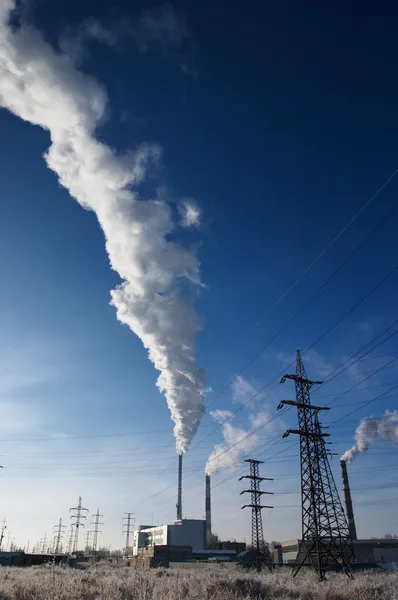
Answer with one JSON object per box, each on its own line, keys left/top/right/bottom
{"left": 0, "top": 354, "right": 396, "bottom": 575}
{"left": 129, "top": 449, "right": 398, "bottom": 568}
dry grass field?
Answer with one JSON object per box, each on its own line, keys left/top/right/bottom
{"left": 0, "top": 562, "right": 396, "bottom": 600}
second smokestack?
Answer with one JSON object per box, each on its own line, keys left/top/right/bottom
{"left": 340, "top": 459, "right": 357, "bottom": 540}
{"left": 176, "top": 454, "right": 182, "bottom": 521}
{"left": 205, "top": 474, "right": 211, "bottom": 548}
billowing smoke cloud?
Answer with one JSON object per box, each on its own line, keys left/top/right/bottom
{"left": 0, "top": 1, "right": 206, "bottom": 454}
{"left": 205, "top": 409, "right": 272, "bottom": 476}
{"left": 178, "top": 198, "right": 201, "bottom": 228}
{"left": 342, "top": 411, "right": 398, "bottom": 462}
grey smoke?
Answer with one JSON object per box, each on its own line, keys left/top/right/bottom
{"left": 0, "top": 0, "right": 206, "bottom": 454}
{"left": 341, "top": 410, "right": 398, "bottom": 462}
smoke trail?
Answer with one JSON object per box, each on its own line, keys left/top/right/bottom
{"left": 0, "top": 1, "right": 206, "bottom": 454}
{"left": 341, "top": 410, "right": 398, "bottom": 462}
{"left": 205, "top": 409, "right": 272, "bottom": 476}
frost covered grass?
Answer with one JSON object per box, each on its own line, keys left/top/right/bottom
{"left": 0, "top": 562, "right": 396, "bottom": 599}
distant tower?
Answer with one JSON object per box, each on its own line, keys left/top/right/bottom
{"left": 0, "top": 519, "right": 7, "bottom": 551}
{"left": 240, "top": 459, "right": 273, "bottom": 572}
{"left": 69, "top": 496, "right": 88, "bottom": 553}
{"left": 67, "top": 526, "right": 74, "bottom": 555}
{"left": 53, "top": 518, "right": 65, "bottom": 554}
{"left": 90, "top": 509, "right": 104, "bottom": 553}
{"left": 176, "top": 454, "right": 183, "bottom": 520}
{"left": 205, "top": 474, "right": 212, "bottom": 547}
{"left": 340, "top": 460, "right": 357, "bottom": 541}
{"left": 278, "top": 350, "right": 355, "bottom": 580}
{"left": 123, "top": 513, "right": 135, "bottom": 558}
{"left": 85, "top": 530, "right": 91, "bottom": 552}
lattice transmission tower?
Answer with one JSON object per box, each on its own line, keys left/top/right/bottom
{"left": 53, "top": 518, "right": 66, "bottom": 554}
{"left": 278, "top": 350, "right": 354, "bottom": 580}
{"left": 91, "top": 509, "right": 104, "bottom": 553}
{"left": 240, "top": 459, "right": 273, "bottom": 572}
{"left": 123, "top": 513, "right": 135, "bottom": 558}
{"left": 67, "top": 525, "right": 74, "bottom": 555}
{"left": 70, "top": 496, "right": 88, "bottom": 553}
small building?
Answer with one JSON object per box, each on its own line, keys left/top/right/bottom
{"left": 0, "top": 552, "right": 68, "bottom": 567}
{"left": 192, "top": 548, "right": 237, "bottom": 561}
{"left": 277, "top": 538, "right": 398, "bottom": 565}
{"left": 216, "top": 540, "right": 246, "bottom": 553}
{"left": 133, "top": 545, "right": 192, "bottom": 568}
{"left": 354, "top": 539, "right": 398, "bottom": 563}
{"left": 133, "top": 519, "right": 206, "bottom": 556}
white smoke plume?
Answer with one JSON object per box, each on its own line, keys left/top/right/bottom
{"left": 178, "top": 198, "right": 201, "bottom": 228}
{"left": 0, "top": 1, "right": 206, "bottom": 454}
{"left": 341, "top": 411, "right": 398, "bottom": 462}
{"left": 205, "top": 409, "right": 272, "bottom": 476}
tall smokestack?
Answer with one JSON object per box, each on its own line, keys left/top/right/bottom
{"left": 205, "top": 474, "right": 211, "bottom": 548}
{"left": 340, "top": 459, "right": 357, "bottom": 540}
{"left": 176, "top": 454, "right": 182, "bottom": 521}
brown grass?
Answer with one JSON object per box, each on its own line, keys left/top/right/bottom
{"left": 0, "top": 562, "right": 396, "bottom": 600}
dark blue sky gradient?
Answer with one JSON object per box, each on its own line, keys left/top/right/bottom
{"left": 0, "top": 0, "right": 398, "bottom": 540}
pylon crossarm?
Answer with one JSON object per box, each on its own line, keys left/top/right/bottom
{"left": 241, "top": 505, "right": 274, "bottom": 510}
{"left": 285, "top": 428, "right": 330, "bottom": 438}
{"left": 239, "top": 475, "right": 272, "bottom": 481}
{"left": 280, "top": 374, "right": 323, "bottom": 386}
{"left": 278, "top": 400, "right": 330, "bottom": 411}
{"left": 240, "top": 490, "right": 273, "bottom": 495}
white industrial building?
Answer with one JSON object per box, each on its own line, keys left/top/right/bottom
{"left": 133, "top": 519, "right": 206, "bottom": 556}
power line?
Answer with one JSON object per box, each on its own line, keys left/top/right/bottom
{"left": 246, "top": 166, "right": 398, "bottom": 336}
{"left": 139, "top": 331, "right": 398, "bottom": 509}
{"left": 205, "top": 200, "right": 398, "bottom": 413}
{"left": 189, "top": 352, "right": 398, "bottom": 503}
{"left": 0, "top": 429, "right": 172, "bottom": 443}
{"left": 312, "top": 321, "right": 398, "bottom": 394}
{"left": 191, "top": 262, "right": 398, "bottom": 459}
{"left": 324, "top": 354, "right": 398, "bottom": 409}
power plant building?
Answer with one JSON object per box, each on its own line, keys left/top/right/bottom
{"left": 133, "top": 519, "right": 206, "bottom": 556}
{"left": 274, "top": 460, "right": 398, "bottom": 566}
{"left": 274, "top": 538, "right": 398, "bottom": 565}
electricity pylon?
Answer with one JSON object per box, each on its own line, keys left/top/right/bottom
{"left": 90, "top": 509, "right": 104, "bottom": 553}
{"left": 240, "top": 459, "right": 273, "bottom": 572}
{"left": 69, "top": 496, "right": 88, "bottom": 553}
{"left": 123, "top": 513, "right": 135, "bottom": 558}
{"left": 278, "top": 350, "right": 354, "bottom": 580}
{"left": 53, "top": 518, "right": 66, "bottom": 554}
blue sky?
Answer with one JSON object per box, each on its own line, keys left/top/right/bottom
{"left": 0, "top": 0, "right": 398, "bottom": 550}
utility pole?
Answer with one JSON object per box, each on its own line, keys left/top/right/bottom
{"left": 123, "top": 513, "right": 135, "bottom": 558}
{"left": 90, "top": 509, "right": 104, "bottom": 553}
{"left": 278, "top": 350, "right": 354, "bottom": 580}
{"left": 0, "top": 518, "right": 7, "bottom": 551}
{"left": 240, "top": 459, "right": 273, "bottom": 572}
{"left": 69, "top": 496, "right": 88, "bottom": 553}
{"left": 53, "top": 518, "right": 66, "bottom": 554}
